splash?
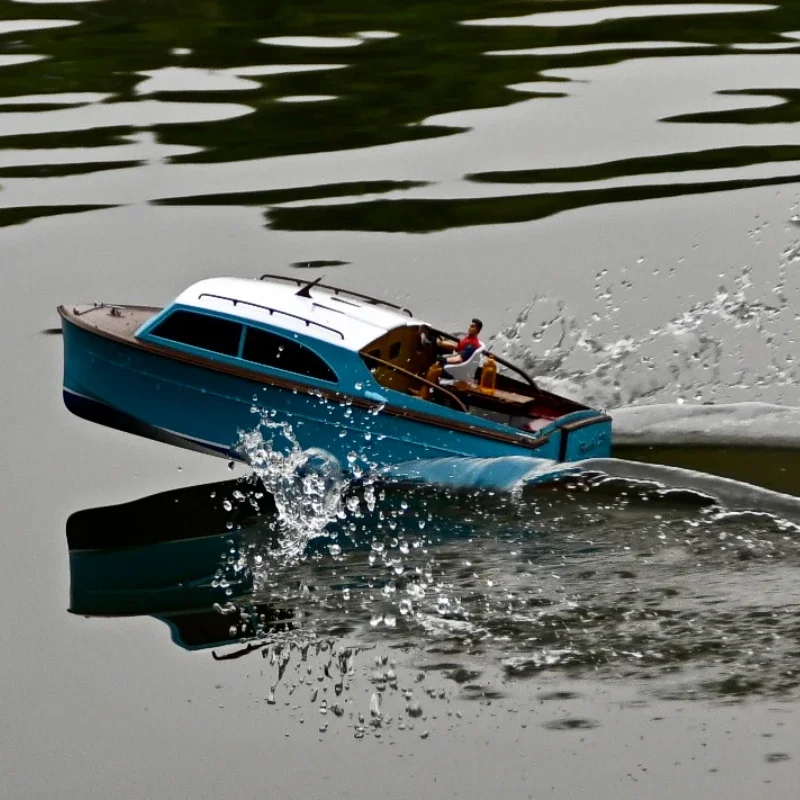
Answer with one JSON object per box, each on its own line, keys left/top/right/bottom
{"left": 491, "top": 253, "right": 800, "bottom": 409}
{"left": 236, "top": 411, "right": 348, "bottom": 563}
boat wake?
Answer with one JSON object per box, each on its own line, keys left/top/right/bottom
{"left": 381, "top": 454, "right": 568, "bottom": 492}
{"left": 230, "top": 441, "right": 800, "bottom": 713}
{"left": 237, "top": 400, "right": 800, "bottom": 569}
{"left": 576, "top": 457, "right": 800, "bottom": 525}
{"left": 385, "top": 453, "right": 800, "bottom": 523}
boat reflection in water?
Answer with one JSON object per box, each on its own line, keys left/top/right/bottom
{"left": 66, "top": 480, "right": 292, "bottom": 652}
{"left": 64, "top": 465, "right": 492, "bottom": 658}
{"left": 66, "top": 467, "right": 798, "bottom": 708}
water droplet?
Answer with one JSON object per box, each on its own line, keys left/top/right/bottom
{"left": 370, "top": 692, "right": 382, "bottom": 718}
{"left": 407, "top": 701, "right": 423, "bottom": 718}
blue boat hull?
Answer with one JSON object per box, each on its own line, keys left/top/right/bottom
{"left": 61, "top": 316, "right": 611, "bottom": 474}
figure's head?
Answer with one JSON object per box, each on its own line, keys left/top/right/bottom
{"left": 469, "top": 318, "right": 483, "bottom": 337}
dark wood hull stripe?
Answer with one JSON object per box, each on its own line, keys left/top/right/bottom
{"left": 560, "top": 415, "right": 613, "bottom": 433}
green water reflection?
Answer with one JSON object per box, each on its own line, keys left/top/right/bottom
{"left": 1, "top": 0, "right": 800, "bottom": 229}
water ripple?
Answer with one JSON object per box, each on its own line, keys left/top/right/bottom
{"left": 463, "top": 4, "right": 778, "bottom": 29}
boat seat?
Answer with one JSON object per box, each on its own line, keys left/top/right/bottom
{"left": 440, "top": 344, "right": 485, "bottom": 384}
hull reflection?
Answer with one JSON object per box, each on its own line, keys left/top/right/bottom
{"left": 66, "top": 480, "right": 289, "bottom": 651}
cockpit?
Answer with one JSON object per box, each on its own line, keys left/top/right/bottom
{"left": 359, "top": 325, "right": 586, "bottom": 432}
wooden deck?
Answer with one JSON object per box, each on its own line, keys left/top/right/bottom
{"left": 450, "top": 380, "right": 535, "bottom": 408}
{"left": 60, "top": 304, "right": 161, "bottom": 343}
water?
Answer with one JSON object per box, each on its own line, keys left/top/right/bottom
{"left": 4, "top": 0, "right": 800, "bottom": 796}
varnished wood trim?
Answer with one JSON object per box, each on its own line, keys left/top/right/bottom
{"left": 59, "top": 305, "right": 553, "bottom": 451}
{"left": 560, "top": 414, "right": 613, "bottom": 434}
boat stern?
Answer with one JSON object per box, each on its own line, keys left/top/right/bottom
{"left": 558, "top": 413, "right": 612, "bottom": 461}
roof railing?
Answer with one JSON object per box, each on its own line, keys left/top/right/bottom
{"left": 259, "top": 273, "right": 414, "bottom": 317}
{"left": 198, "top": 293, "right": 345, "bottom": 340}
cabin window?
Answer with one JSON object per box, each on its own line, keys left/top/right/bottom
{"left": 389, "top": 341, "right": 402, "bottom": 361}
{"left": 242, "top": 327, "right": 337, "bottom": 383}
{"left": 367, "top": 348, "right": 381, "bottom": 359}
{"left": 150, "top": 310, "right": 242, "bottom": 356}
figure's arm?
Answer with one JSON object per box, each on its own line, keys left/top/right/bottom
{"left": 451, "top": 342, "right": 476, "bottom": 363}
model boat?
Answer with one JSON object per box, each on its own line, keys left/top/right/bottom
{"left": 59, "top": 275, "right": 611, "bottom": 475}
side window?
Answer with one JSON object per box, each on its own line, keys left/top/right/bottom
{"left": 389, "top": 342, "right": 401, "bottom": 360}
{"left": 150, "top": 310, "right": 242, "bottom": 356}
{"left": 242, "top": 327, "right": 337, "bottom": 383}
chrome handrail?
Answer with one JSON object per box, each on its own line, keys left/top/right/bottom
{"left": 198, "top": 293, "right": 345, "bottom": 340}
{"left": 361, "top": 352, "right": 468, "bottom": 413}
{"left": 259, "top": 273, "right": 414, "bottom": 317}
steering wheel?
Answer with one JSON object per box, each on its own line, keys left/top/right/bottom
{"left": 418, "top": 326, "right": 436, "bottom": 350}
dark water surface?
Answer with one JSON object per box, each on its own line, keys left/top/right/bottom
{"left": 3, "top": 1, "right": 800, "bottom": 797}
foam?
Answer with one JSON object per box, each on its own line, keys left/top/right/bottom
{"left": 613, "top": 402, "right": 800, "bottom": 447}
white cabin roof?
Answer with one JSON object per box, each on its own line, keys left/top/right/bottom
{"left": 172, "top": 277, "right": 426, "bottom": 351}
